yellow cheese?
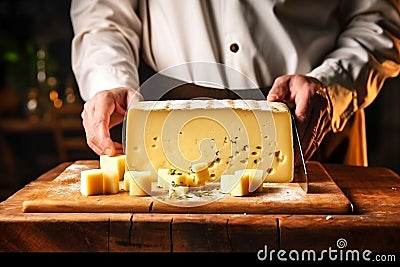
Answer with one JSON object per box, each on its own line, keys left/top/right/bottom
{"left": 157, "top": 168, "right": 197, "bottom": 188}
{"left": 100, "top": 154, "right": 126, "bottom": 181}
{"left": 102, "top": 171, "right": 120, "bottom": 195}
{"left": 220, "top": 173, "right": 239, "bottom": 194}
{"left": 170, "top": 172, "right": 189, "bottom": 187}
{"left": 123, "top": 173, "right": 130, "bottom": 191}
{"left": 80, "top": 155, "right": 126, "bottom": 196}
{"left": 231, "top": 174, "right": 250, "bottom": 197}
{"left": 185, "top": 175, "right": 196, "bottom": 187}
{"left": 191, "top": 162, "right": 211, "bottom": 186}
{"left": 220, "top": 173, "right": 250, "bottom": 197}
{"left": 157, "top": 168, "right": 171, "bottom": 188}
{"left": 220, "top": 169, "right": 264, "bottom": 196}
{"left": 169, "top": 185, "right": 190, "bottom": 197}
{"left": 125, "top": 99, "right": 293, "bottom": 186}
{"left": 125, "top": 170, "right": 152, "bottom": 196}
{"left": 235, "top": 169, "right": 264, "bottom": 193}
{"left": 80, "top": 169, "right": 103, "bottom": 196}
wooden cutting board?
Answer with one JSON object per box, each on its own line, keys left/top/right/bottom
{"left": 22, "top": 160, "right": 352, "bottom": 214}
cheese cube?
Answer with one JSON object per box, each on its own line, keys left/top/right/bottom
{"left": 158, "top": 168, "right": 197, "bottom": 188}
{"left": 185, "top": 174, "right": 196, "bottom": 187}
{"left": 157, "top": 168, "right": 170, "bottom": 188}
{"left": 220, "top": 174, "right": 237, "bottom": 194}
{"left": 235, "top": 169, "right": 264, "bottom": 192}
{"left": 220, "top": 173, "right": 250, "bottom": 196}
{"left": 169, "top": 185, "right": 189, "bottom": 197}
{"left": 100, "top": 154, "right": 126, "bottom": 181}
{"left": 191, "top": 162, "right": 211, "bottom": 186}
{"left": 125, "top": 170, "right": 152, "bottom": 196}
{"left": 125, "top": 100, "right": 293, "bottom": 184}
{"left": 170, "top": 173, "right": 188, "bottom": 187}
{"left": 103, "top": 171, "right": 120, "bottom": 195}
{"left": 123, "top": 173, "right": 130, "bottom": 191}
{"left": 80, "top": 169, "right": 103, "bottom": 196}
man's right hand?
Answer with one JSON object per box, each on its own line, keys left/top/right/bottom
{"left": 81, "top": 87, "right": 143, "bottom": 156}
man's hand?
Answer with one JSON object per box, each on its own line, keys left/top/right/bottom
{"left": 81, "top": 87, "right": 143, "bottom": 156}
{"left": 267, "top": 74, "right": 332, "bottom": 166}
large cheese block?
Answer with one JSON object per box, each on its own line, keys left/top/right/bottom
{"left": 124, "top": 99, "right": 293, "bottom": 186}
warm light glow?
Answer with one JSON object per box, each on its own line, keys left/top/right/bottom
{"left": 53, "top": 98, "right": 63, "bottom": 108}
{"left": 49, "top": 90, "right": 59, "bottom": 101}
{"left": 28, "top": 87, "right": 38, "bottom": 99}
{"left": 37, "top": 71, "right": 46, "bottom": 82}
{"left": 37, "top": 60, "right": 45, "bottom": 70}
{"left": 37, "top": 49, "right": 46, "bottom": 59}
{"left": 27, "top": 99, "right": 38, "bottom": 111}
{"left": 66, "top": 94, "right": 76, "bottom": 104}
{"left": 65, "top": 87, "right": 76, "bottom": 103}
{"left": 65, "top": 87, "right": 74, "bottom": 94}
{"left": 47, "top": 76, "right": 57, "bottom": 87}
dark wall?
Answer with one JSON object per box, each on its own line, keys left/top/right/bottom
{"left": 0, "top": 0, "right": 75, "bottom": 102}
{"left": 365, "top": 77, "right": 400, "bottom": 173}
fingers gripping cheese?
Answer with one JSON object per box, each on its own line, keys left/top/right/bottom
{"left": 125, "top": 99, "right": 294, "bottom": 185}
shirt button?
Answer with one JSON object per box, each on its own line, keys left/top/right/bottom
{"left": 230, "top": 43, "right": 239, "bottom": 53}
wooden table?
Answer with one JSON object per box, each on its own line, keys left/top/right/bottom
{"left": 0, "top": 160, "right": 399, "bottom": 258}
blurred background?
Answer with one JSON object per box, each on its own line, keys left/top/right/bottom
{"left": 0, "top": 0, "right": 399, "bottom": 201}
{"left": 0, "top": 0, "right": 97, "bottom": 200}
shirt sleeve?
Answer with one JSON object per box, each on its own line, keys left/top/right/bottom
{"left": 307, "top": 0, "right": 400, "bottom": 132}
{"left": 70, "top": 0, "right": 141, "bottom": 101}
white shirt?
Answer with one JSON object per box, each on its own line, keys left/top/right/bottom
{"left": 70, "top": 0, "right": 400, "bottom": 132}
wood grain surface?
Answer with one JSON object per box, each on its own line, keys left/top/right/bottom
{"left": 1, "top": 161, "right": 399, "bottom": 252}
{"left": 21, "top": 160, "right": 352, "bottom": 214}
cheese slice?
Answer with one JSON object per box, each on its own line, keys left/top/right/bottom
{"left": 80, "top": 169, "right": 103, "bottom": 196}
{"left": 125, "top": 99, "right": 293, "bottom": 185}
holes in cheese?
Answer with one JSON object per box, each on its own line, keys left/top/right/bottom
{"left": 170, "top": 172, "right": 188, "bottom": 186}
{"left": 125, "top": 99, "right": 294, "bottom": 185}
